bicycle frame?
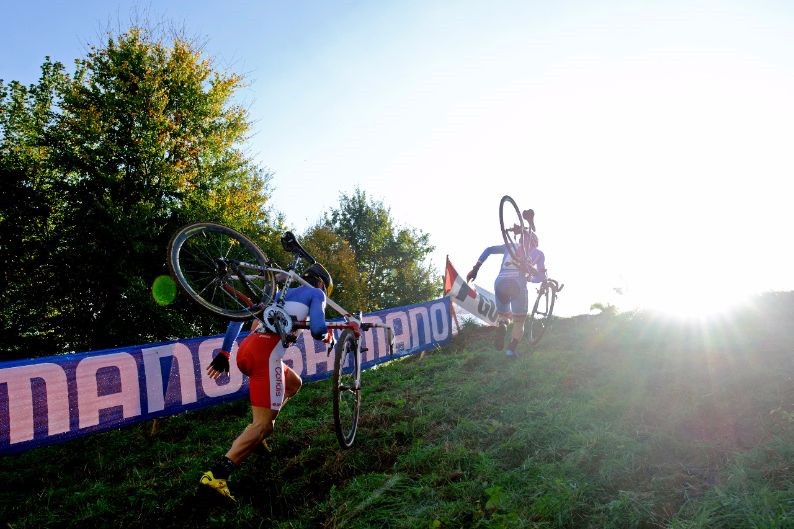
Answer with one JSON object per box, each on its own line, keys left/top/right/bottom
{"left": 222, "top": 257, "right": 389, "bottom": 414}
{"left": 223, "top": 254, "right": 392, "bottom": 350}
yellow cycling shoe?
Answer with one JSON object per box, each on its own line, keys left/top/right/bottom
{"left": 199, "top": 470, "right": 236, "bottom": 502}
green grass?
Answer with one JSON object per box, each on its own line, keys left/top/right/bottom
{"left": 2, "top": 299, "right": 794, "bottom": 528}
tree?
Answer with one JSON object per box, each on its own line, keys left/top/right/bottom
{"left": 590, "top": 302, "right": 618, "bottom": 317}
{"left": 0, "top": 59, "right": 71, "bottom": 358}
{"left": 300, "top": 226, "right": 367, "bottom": 315}
{"left": 54, "top": 27, "right": 286, "bottom": 352}
{"left": 320, "top": 188, "right": 441, "bottom": 311}
{"left": 0, "top": 27, "right": 282, "bottom": 357}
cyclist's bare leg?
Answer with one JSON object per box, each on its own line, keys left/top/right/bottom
{"left": 284, "top": 365, "right": 302, "bottom": 400}
{"left": 226, "top": 405, "right": 277, "bottom": 465}
{"left": 201, "top": 402, "right": 278, "bottom": 499}
{"left": 510, "top": 313, "right": 527, "bottom": 342}
{"left": 225, "top": 369, "right": 302, "bottom": 464}
{"left": 505, "top": 313, "right": 527, "bottom": 355}
{"left": 493, "top": 311, "right": 510, "bottom": 349}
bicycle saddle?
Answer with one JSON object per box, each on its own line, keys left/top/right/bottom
{"left": 280, "top": 231, "right": 316, "bottom": 264}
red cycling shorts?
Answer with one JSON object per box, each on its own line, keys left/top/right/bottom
{"left": 236, "top": 332, "right": 293, "bottom": 411}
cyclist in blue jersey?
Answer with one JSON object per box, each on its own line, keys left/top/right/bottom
{"left": 467, "top": 230, "right": 546, "bottom": 357}
{"left": 199, "top": 263, "right": 335, "bottom": 501}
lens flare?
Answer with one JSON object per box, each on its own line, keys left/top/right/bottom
{"left": 152, "top": 275, "right": 177, "bottom": 306}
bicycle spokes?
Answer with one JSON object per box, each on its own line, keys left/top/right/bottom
{"left": 168, "top": 223, "right": 277, "bottom": 320}
{"left": 333, "top": 329, "right": 361, "bottom": 448}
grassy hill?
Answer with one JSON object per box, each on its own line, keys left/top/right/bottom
{"left": 2, "top": 293, "right": 793, "bottom": 528}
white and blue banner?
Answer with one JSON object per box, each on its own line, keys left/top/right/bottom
{"left": 0, "top": 297, "right": 452, "bottom": 455}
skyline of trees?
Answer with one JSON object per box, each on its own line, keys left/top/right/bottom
{"left": 0, "top": 26, "right": 441, "bottom": 359}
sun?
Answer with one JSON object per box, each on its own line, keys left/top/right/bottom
{"left": 624, "top": 282, "right": 750, "bottom": 320}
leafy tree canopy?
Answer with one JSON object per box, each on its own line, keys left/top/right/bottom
{"left": 300, "top": 226, "right": 367, "bottom": 316}
{"left": 0, "top": 27, "right": 282, "bottom": 358}
{"left": 1, "top": 27, "right": 441, "bottom": 360}
{"left": 318, "top": 188, "right": 441, "bottom": 312}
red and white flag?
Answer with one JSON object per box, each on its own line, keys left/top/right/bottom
{"left": 444, "top": 257, "right": 500, "bottom": 326}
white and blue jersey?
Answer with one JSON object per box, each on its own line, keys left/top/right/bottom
{"left": 221, "top": 285, "right": 328, "bottom": 352}
{"left": 476, "top": 244, "right": 546, "bottom": 284}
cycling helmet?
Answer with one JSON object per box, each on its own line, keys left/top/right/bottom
{"left": 303, "top": 263, "right": 334, "bottom": 297}
{"left": 521, "top": 229, "right": 539, "bottom": 249}
{"left": 529, "top": 231, "right": 538, "bottom": 248}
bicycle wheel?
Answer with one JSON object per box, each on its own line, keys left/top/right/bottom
{"left": 499, "top": 195, "right": 526, "bottom": 265}
{"left": 528, "top": 282, "right": 556, "bottom": 346}
{"left": 167, "top": 222, "right": 278, "bottom": 320}
{"left": 332, "top": 329, "right": 361, "bottom": 448}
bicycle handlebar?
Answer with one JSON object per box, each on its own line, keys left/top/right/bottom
{"left": 291, "top": 319, "right": 395, "bottom": 355}
{"left": 546, "top": 278, "right": 564, "bottom": 292}
{"left": 292, "top": 320, "right": 391, "bottom": 332}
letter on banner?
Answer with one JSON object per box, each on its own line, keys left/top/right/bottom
{"left": 478, "top": 296, "right": 497, "bottom": 322}
{"left": 430, "top": 302, "right": 451, "bottom": 341}
{"left": 386, "top": 311, "right": 411, "bottom": 353}
{"left": 282, "top": 342, "right": 304, "bottom": 378}
{"left": 362, "top": 315, "right": 386, "bottom": 362}
{"left": 408, "top": 307, "right": 431, "bottom": 348}
{"left": 302, "top": 332, "right": 332, "bottom": 377}
{"left": 141, "top": 343, "right": 198, "bottom": 413}
{"left": 199, "top": 338, "right": 243, "bottom": 398}
{"left": 0, "top": 363, "right": 70, "bottom": 444}
{"left": 76, "top": 353, "right": 141, "bottom": 429}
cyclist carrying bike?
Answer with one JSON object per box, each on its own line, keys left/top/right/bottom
{"left": 199, "top": 263, "right": 335, "bottom": 502}
{"left": 467, "top": 211, "right": 546, "bottom": 357}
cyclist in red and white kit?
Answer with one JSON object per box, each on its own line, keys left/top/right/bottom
{"left": 199, "top": 263, "right": 334, "bottom": 501}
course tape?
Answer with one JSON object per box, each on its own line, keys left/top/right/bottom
{"left": 0, "top": 297, "right": 451, "bottom": 455}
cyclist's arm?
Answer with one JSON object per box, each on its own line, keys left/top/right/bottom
{"left": 468, "top": 244, "right": 508, "bottom": 281}
{"left": 307, "top": 289, "right": 329, "bottom": 340}
{"left": 528, "top": 248, "right": 545, "bottom": 267}
{"left": 207, "top": 320, "right": 245, "bottom": 377}
{"left": 475, "top": 244, "right": 508, "bottom": 266}
{"left": 527, "top": 248, "right": 547, "bottom": 283}
{"left": 221, "top": 321, "right": 245, "bottom": 353}
{"left": 286, "top": 286, "right": 329, "bottom": 339}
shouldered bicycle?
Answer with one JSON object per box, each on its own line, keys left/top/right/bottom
{"left": 166, "top": 222, "right": 394, "bottom": 448}
{"left": 498, "top": 196, "right": 564, "bottom": 346}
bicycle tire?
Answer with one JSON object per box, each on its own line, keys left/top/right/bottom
{"left": 528, "top": 282, "right": 556, "bottom": 346}
{"left": 167, "top": 222, "right": 277, "bottom": 320}
{"left": 499, "top": 195, "right": 526, "bottom": 266}
{"left": 332, "top": 329, "right": 361, "bottom": 449}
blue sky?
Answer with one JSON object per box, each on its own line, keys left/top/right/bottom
{"left": 3, "top": 0, "right": 794, "bottom": 317}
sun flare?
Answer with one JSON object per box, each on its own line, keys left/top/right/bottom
{"left": 624, "top": 283, "right": 750, "bottom": 320}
